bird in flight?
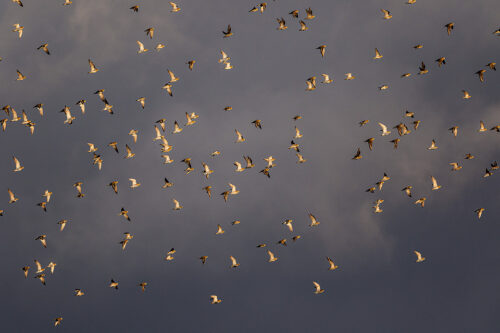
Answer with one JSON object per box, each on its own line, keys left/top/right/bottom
{"left": 414, "top": 251, "right": 426, "bottom": 262}
{"left": 222, "top": 25, "right": 233, "bottom": 38}
{"left": 210, "top": 295, "right": 222, "bottom": 304}
{"left": 169, "top": 2, "right": 180, "bottom": 12}
{"left": 313, "top": 281, "right": 324, "bottom": 294}
{"left": 326, "top": 257, "right": 339, "bottom": 270}
{"left": 88, "top": 59, "right": 99, "bottom": 74}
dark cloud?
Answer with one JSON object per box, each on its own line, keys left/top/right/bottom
{"left": 0, "top": 0, "right": 499, "bottom": 331}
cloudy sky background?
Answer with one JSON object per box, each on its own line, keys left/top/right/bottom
{"left": 0, "top": 0, "right": 499, "bottom": 331}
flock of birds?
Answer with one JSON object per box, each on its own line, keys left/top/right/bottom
{"left": 2, "top": 0, "right": 499, "bottom": 328}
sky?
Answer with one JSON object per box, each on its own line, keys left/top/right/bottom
{"left": 0, "top": 0, "right": 499, "bottom": 331}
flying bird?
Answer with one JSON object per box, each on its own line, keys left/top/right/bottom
{"left": 428, "top": 140, "right": 438, "bottom": 150}
{"left": 313, "top": 281, "right": 324, "bottom": 294}
{"left": 88, "top": 59, "right": 99, "bottom": 74}
{"left": 12, "top": 24, "right": 23, "bottom": 38}
{"left": 402, "top": 186, "right": 412, "bottom": 197}
{"left": 37, "top": 43, "right": 50, "bottom": 55}
{"left": 316, "top": 45, "right": 326, "bottom": 58}
{"left": 418, "top": 62, "right": 428, "bottom": 75}
{"left": 136, "top": 41, "right": 148, "bottom": 53}
{"left": 169, "top": 2, "right": 180, "bottom": 12}
{"left": 57, "top": 219, "right": 68, "bottom": 231}
{"left": 378, "top": 123, "right": 391, "bottom": 136}
{"left": 230, "top": 256, "right": 240, "bottom": 268}
{"left": 16, "top": 70, "right": 26, "bottom": 81}
{"left": 449, "top": 126, "right": 459, "bottom": 137}
{"left": 33, "top": 103, "right": 44, "bottom": 116}
{"left": 449, "top": 162, "right": 462, "bottom": 171}
{"left": 445, "top": 22, "right": 454, "bottom": 35}
{"left": 210, "top": 295, "right": 222, "bottom": 304}
{"left": 145, "top": 27, "right": 154, "bottom": 39}
{"left": 296, "top": 153, "right": 307, "bottom": 163}
{"left": 74, "top": 289, "right": 85, "bottom": 296}
{"left": 172, "top": 198, "right": 183, "bottom": 210}
{"left": 414, "top": 251, "right": 426, "bottom": 262}
{"left": 203, "top": 186, "right": 212, "bottom": 198}
{"left": 352, "top": 148, "right": 362, "bottom": 160}
{"left": 22, "top": 266, "right": 29, "bottom": 278}
{"left": 478, "top": 121, "right": 487, "bottom": 132}
{"left": 138, "top": 282, "right": 148, "bottom": 292}
{"left": 108, "top": 142, "right": 119, "bottom": 153}
{"left": 435, "top": 57, "right": 446, "bottom": 67}
{"left": 119, "top": 208, "right": 131, "bottom": 221}
{"left": 235, "top": 129, "right": 245, "bottom": 143}
{"left": 276, "top": 18, "right": 288, "bottom": 30}
{"left": 282, "top": 219, "right": 293, "bottom": 232}
{"left": 305, "top": 7, "right": 315, "bottom": 19}
{"left": 129, "top": 129, "right": 138, "bottom": 143}
{"left": 129, "top": 178, "right": 141, "bottom": 188}
{"left": 326, "top": 257, "right": 339, "bottom": 270}
{"left": 222, "top": 25, "right": 233, "bottom": 38}
{"left": 34, "top": 274, "right": 46, "bottom": 286}
{"left": 167, "top": 69, "right": 179, "bottom": 82}
{"left": 109, "top": 279, "right": 119, "bottom": 290}
{"left": 267, "top": 250, "right": 278, "bottom": 262}
{"left": 381, "top": 9, "right": 392, "bottom": 19}
{"left": 162, "top": 178, "right": 173, "bottom": 188}
{"left": 309, "top": 213, "right": 320, "bottom": 226}
{"left": 8, "top": 188, "right": 19, "bottom": 203}
{"left": 12, "top": 156, "right": 24, "bottom": 172}
{"left": 345, "top": 73, "right": 355, "bottom": 80}
{"left": 125, "top": 145, "right": 135, "bottom": 159}
{"left": 215, "top": 224, "right": 225, "bottom": 235}
{"left": 54, "top": 318, "right": 63, "bottom": 327}
{"left": 431, "top": 176, "right": 441, "bottom": 190}
{"left": 475, "top": 69, "right": 486, "bottom": 82}
{"left": 76, "top": 100, "right": 86, "bottom": 113}
{"left": 35, "top": 235, "right": 47, "bottom": 248}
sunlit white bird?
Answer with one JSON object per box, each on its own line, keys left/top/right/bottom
{"left": 235, "top": 129, "right": 245, "bottom": 142}
{"left": 12, "top": 24, "right": 23, "bottom": 38}
{"left": 230, "top": 256, "right": 240, "bottom": 268}
{"left": 136, "top": 41, "right": 148, "bottom": 53}
{"left": 268, "top": 250, "right": 278, "bottom": 262}
{"left": 414, "top": 251, "right": 425, "bottom": 262}
{"left": 88, "top": 59, "right": 99, "bottom": 74}
{"left": 378, "top": 123, "right": 391, "bottom": 136}
{"left": 326, "top": 257, "right": 339, "bottom": 270}
{"left": 475, "top": 208, "right": 485, "bottom": 219}
{"left": 169, "top": 2, "right": 180, "bottom": 12}
{"left": 215, "top": 224, "right": 225, "bottom": 235}
{"left": 210, "top": 295, "right": 222, "bottom": 304}
{"left": 129, "top": 178, "right": 141, "bottom": 188}
{"left": 172, "top": 198, "right": 182, "bottom": 210}
{"left": 12, "top": 156, "right": 24, "bottom": 172}
{"left": 321, "top": 74, "right": 333, "bottom": 84}
{"left": 313, "top": 281, "right": 324, "bottom": 294}
{"left": 431, "top": 176, "right": 441, "bottom": 190}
